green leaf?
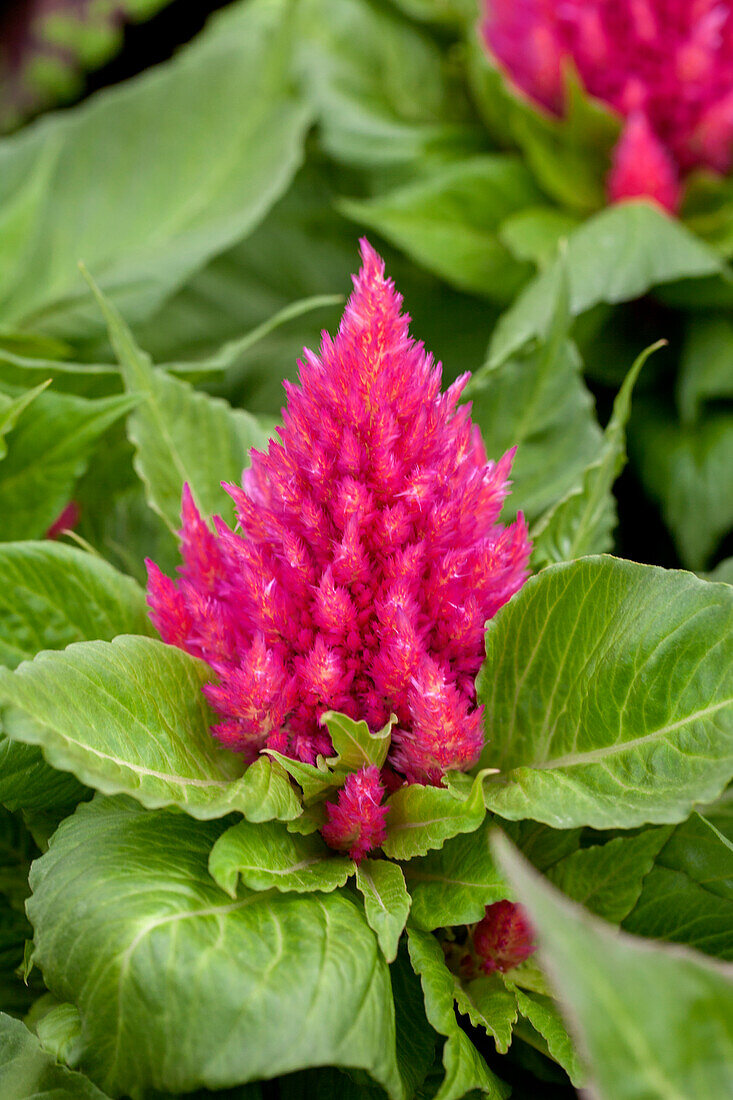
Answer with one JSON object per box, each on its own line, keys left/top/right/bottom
{"left": 0, "top": 737, "right": 84, "bottom": 817}
{"left": 493, "top": 831, "right": 733, "bottom": 1100}
{"left": 404, "top": 819, "right": 507, "bottom": 930}
{"left": 678, "top": 314, "right": 733, "bottom": 424}
{"left": 0, "top": 636, "right": 261, "bottom": 820}
{"left": 0, "top": 387, "right": 138, "bottom": 541}
{"left": 235, "top": 755, "right": 302, "bottom": 824}
{"left": 546, "top": 828, "right": 671, "bottom": 923}
{"left": 388, "top": 0, "right": 475, "bottom": 25}
{"left": 531, "top": 341, "right": 663, "bottom": 567}
{"left": 83, "top": 270, "right": 269, "bottom": 533}
{"left": 478, "top": 557, "right": 733, "bottom": 828}
{"left": 209, "top": 819, "right": 353, "bottom": 897}
{"left": 631, "top": 405, "right": 733, "bottom": 569}
{"left": 32, "top": 1002, "right": 82, "bottom": 1067}
{"left": 489, "top": 202, "right": 725, "bottom": 368}
{"left": 624, "top": 813, "right": 733, "bottom": 960}
{"left": 0, "top": 1014, "right": 109, "bottom": 1099}
{"left": 454, "top": 974, "right": 517, "bottom": 1055}
{"left": 382, "top": 773, "right": 487, "bottom": 860}
{"left": 355, "top": 859, "right": 411, "bottom": 962}
{"left": 708, "top": 558, "right": 733, "bottom": 585}
{"left": 28, "top": 797, "right": 401, "bottom": 1098}
{"left": 0, "top": 540, "right": 153, "bottom": 670}
{"left": 390, "top": 943, "right": 439, "bottom": 1100}
{"left": 265, "top": 750, "right": 338, "bottom": 804}
{"left": 406, "top": 928, "right": 508, "bottom": 1100}
{"left": 296, "top": 0, "right": 479, "bottom": 169}
{"left": 0, "top": 0, "right": 311, "bottom": 342}
{"left": 498, "top": 206, "right": 582, "bottom": 268}
{"left": 511, "top": 988, "right": 582, "bottom": 1085}
{"left": 466, "top": 271, "right": 602, "bottom": 523}
{"left": 498, "top": 820, "right": 582, "bottom": 871}
{"left": 0, "top": 381, "right": 51, "bottom": 461}
{"left": 324, "top": 711, "right": 395, "bottom": 775}
{"left": 339, "top": 156, "right": 539, "bottom": 300}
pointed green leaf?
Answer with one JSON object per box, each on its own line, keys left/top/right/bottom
{"left": 355, "top": 859, "right": 411, "bottom": 962}
{"left": 265, "top": 750, "right": 338, "bottom": 803}
{"left": 27, "top": 798, "right": 401, "bottom": 1098}
{"left": 531, "top": 342, "right": 663, "bottom": 567}
{"left": 323, "top": 711, "right": 395, "bottom": 775}
{"left": 0, "top": 1014, "right": 109, "bottom": 1099}
{"left": 404, "top": 819, "right": 507, "bottom": 930}
{"left": 479, "top": 557, "right": 733, "bottom": 828}
{"left": 209, "top": 819, "right": 353, "bottom": 897}
{"left": 511, "top": 988, "right": 582, "bottom": 1085}
{"left": 237, "top": 755, "right": 302, "bottom": 823}
{"left": 0, "top": 381, "right": 51, "bottom": 461}
{"left": 454, "top": 975, "right": 517, "bottom": 1055}
{"left": 83, "top": 269, "right": 269, "bottom": 533}
{"left": 406, "top": 928, "right": 508, "bottom": 1100}
{"left": 546, "top": 828, "right": 671, "bottom": 923}
{"left": 0, "top": 636, "right": 259, "bottom": 819}
{"left": 382, "top": 773, "right": 486, "bottom": 860}
{"left": 493, "top": 832, "right": 733, "bottom": 1100}
{"left": 0, "top": 388, "right": 138, "bottom": 541}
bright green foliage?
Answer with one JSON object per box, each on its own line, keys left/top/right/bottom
{"left": 355, "top": 860, "right": 411, "bottom": 962}
{"left": 209, "top": 819, "right": 354, "bottom": 896}
{"left": 494, "top": 832, "right": 733, "bottom": 1100}
{"left": 27, "top": 798, "right": 402, "bottom": 1098}
{"left": 382, "top": 773, "right": 487, "bottom": 860}
{"left": 323, "top": 711, "right": 395, "bottom": 775}
{"left": 0, "top": 1013, "right": 109, "bottom": 1099}
{"left": 479, "top": 557, "right": 733, "bottom": 828}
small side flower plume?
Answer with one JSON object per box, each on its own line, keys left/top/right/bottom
{"left": 147, "top": 239, "right": 530, "bottom": 858}
{"left": 473, "top": 900, "right": 536, "bottom": 974}
{"left": 321, "top": 766, "right": 389, "bottom": 862}
{"left": 482, "top": 0, "right": 733, "bottom": 211}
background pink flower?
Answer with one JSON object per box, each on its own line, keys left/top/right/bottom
{"left": 482, "top": 0, "right": 733, "bottom": 210}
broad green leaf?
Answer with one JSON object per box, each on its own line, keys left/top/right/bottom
{"left": 0, "top": 1014, "right": 109, "bottom": 1099}
{"left": 489, "top": 202, "right": 725, "bottom": 368}
{"left": 28, "top": 798, "right": 401, "bottom": 1098}
{"left": 624, "top": 813, "right": 733, "bottom": 959}
{"left": 406, "top": 928, "right": 508, "bottom": 1100}
{"left": 355, "top": 859, "right": 411, "bottom": 962}
{"left": 84, "top": 271, "right": 269, "bottom": 533}
{"left": 32, "top": 1002, "right": 82, "bottom": 1067}
{"left": 499, "top": 820, "right": 582, "bottom": 871}
{"left": 296, "top": 0, "right": 479, "bottom": 169}
{"left": 466, "top": 271, "right": 602, "bottom": 522}
{"left": 339, "top": 156, "right": 538, "bottom": 300}
{"left": 631, "top": 404, "right": 733, "bottom": 568}
{"left": 453, "top": 975, "right": 517, "bottom": 1055}
{"left": 0, "top": 541, "right": 153, "bottom": 670}
{"left": 0, "top": 636, "right": 260, "bottom": 820}
{"left": 709, "top": 558, "right": 733, "bottom": 585}
{"left": 546, "top": 828, "right": 671, "bottom": 923}
{"left": 390, "top": 943, "right": 439, "bottom": 1100}
{"left": 236, "top": 756, "right": 302, "bottom": 824}
{"left": 494, "top": 832, "right": 733, "bottom": 1100}
{"left": 209, "top": 819, "right": 353, "bottom": 897}
{"left": 382, "top": 773, "right": 487, "bottom": 860}
{"left": 0, "top": 388, "right": 138, "bottom": 541}
{"left": 0, "top": 0, "right": 311, "bottom": 341}
{"left": 511, "top": 988, "right": 582, "bottom": 1085}
{"left": 266, "top": 750, "right": 338, "bottom": 804}
{"left": 403, "top": 819, "right": 506, "bottom": 930}
{"left": 531, "top": 342, "right": 662, "bottom": 567}
{"left": 678, "top": 314, "right": 733, "bottom": 424}
{"left": 478, "top": 557, "right": 733, "bottom": 828}
{"left": 0, "top": 541, "right": 152, "bottom": 817}
{"left": 324, "top": 711, "right": 395, "bottom": 775}
{"left": 0, "top": 381, "right": 50, "bottom": 461}
{"left": 498, "top": 206, "right": 582, "bottom": 268}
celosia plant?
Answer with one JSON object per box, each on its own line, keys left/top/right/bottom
{"left": 482, "top": 0, "right": 733, "bottom": 211}
{"left": 147, "top": 240, "right": 530, "bottom": 856}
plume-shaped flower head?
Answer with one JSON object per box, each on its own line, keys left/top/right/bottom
{"left": 147, "top": 240, "right": 530, "bottom": 850}
{"left": 482, "top": 0, "right": 733, "bottom": 211}
{"left": 473, "top": 900, "right": 537, "bottom": 974}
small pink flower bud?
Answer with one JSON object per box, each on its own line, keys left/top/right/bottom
{"left": 321, "top": 766, "right": 389, "bottom": 862}
{"left": 473, "top": 900, "right": 537, "bottom": 974}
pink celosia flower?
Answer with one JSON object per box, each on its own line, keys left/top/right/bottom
{"left": 321, "top": 765, "right": 389, "bottom": 862}
{"left": 473, "top": 900, "right": 536, "bottom": 974}
{"left": 147, "top": 240, "right": 530, "bottom": 810}
{"left": 482, "top": 0, "right": 733, "bottom": 211}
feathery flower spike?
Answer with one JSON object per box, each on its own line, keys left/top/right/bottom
{"left": 482, "top": 0, "right": 733, "bottom": 211}
{"left": 473, "top": 900, "right": 537, "bottom": 974}
{"left": 147, "top": 240, "right": 530, "bottom": 855}
{"left": 321, "top": 766, "right": 389, "bottom": 863}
